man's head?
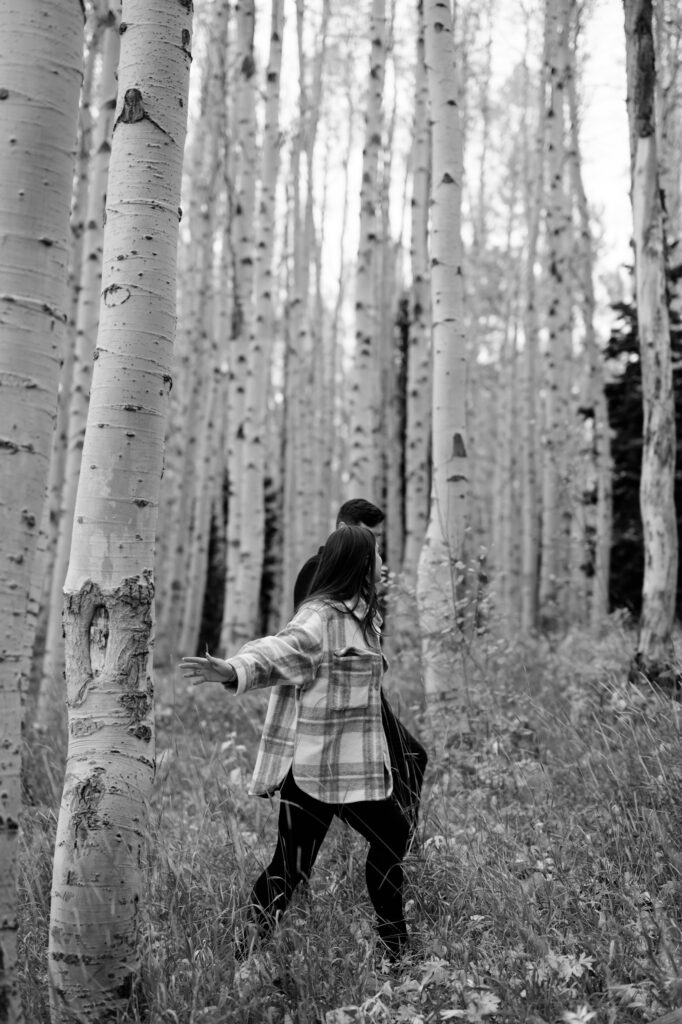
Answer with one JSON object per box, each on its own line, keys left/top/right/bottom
{"left": 336, "top": 499, "right": 384, "bottom": 539}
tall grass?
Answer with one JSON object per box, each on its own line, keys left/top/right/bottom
{"left": 18, "top": 619, "right": 682, "bottom": 1022}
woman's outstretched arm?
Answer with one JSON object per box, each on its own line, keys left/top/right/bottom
{"left": 179, "top": 602, "right": 325, "bottom": 694}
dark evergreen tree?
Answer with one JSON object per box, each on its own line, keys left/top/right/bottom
{"left": 604, "top": 278, "right": 682, "bottom": 616}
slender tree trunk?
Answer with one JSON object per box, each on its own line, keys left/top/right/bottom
{"left": 624, "top": 0, "right": 678, "bottom": 677}
{"left": 654, "top": 0, "right": 682, "bottom": 321}
{"left": 156, "top": 5, "right": 230, "bottom": 661}
{"left": 222, "top": 0, "right": 260, "bottom": 649}
{"left": 348, "top": 0, "right": 386, "bottom": 498}
{"left": 39, "top": 8, "right": 121, "bottom": 728}
{"left": 245, "top": 0, "right": 283, "bottom": 621}
{"left": 417, "top": 0, "right": 469, "bottom": 724}
{"left": 48, "top": 3, "right": 192, "bottom": 1018}
{"left": 404, "top": 14, "right": 431, "bottom": 579}
{"left": 280, "top": 0, "right": 328, "bottom": 617}
{"left": 538, "top": 0, "right": 573, "bottom": 628}
{"left": 302, "top": 0, "right": 330, "bottom": 546}
{"left": 566, "top": 29, "right": 612, "bottom": 629}
{"left": 519, "top": 32, "right": 545, "bottom": 633}
{"left": 36, "top": 7, "right": 105, "bottom": 693}
{"left": 0, "top": 3, "right": 83, "bottom": 1021}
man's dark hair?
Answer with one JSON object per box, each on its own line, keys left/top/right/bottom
{"left": 304, "top": 525, "right": 379, "bottom": 641}
{"left": 336, "top": 499, "right": 384, "bottom": 529}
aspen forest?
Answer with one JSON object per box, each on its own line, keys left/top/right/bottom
{"left": 2, "top": 0, "right": 682, "bottom": 1021}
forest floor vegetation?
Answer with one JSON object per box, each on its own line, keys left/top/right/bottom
{"left": 17, "top": 614, "right": 682, "bottom": 1023}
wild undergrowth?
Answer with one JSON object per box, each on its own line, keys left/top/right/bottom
{"left": 17, "top": 615, "right": 682, "bottom": 1023}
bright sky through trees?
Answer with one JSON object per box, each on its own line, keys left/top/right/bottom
{"left": 240, "top": 0, "right": 632, "bottom": 335}
{"left": 581, "top": 0, "right": 631, "bottom": 282}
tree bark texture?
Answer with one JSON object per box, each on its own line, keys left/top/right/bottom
{"left": 417, "top": 0, "right": 470, "bottom": 713}
{"left": 624, "top": 0, "right": 678, "bottom": 674}
{"left": 48, "top": 1, "right": 192, "bottom": 1018}
{"left": 0, "top": 1, "right": 83, "bottom": 1019}
{"left": 566, "top": 35, "right": 612, "bottom": 629}
{"left": 40, "top": 9, "right": 121, "bottom": 727}
{"left": 538, "top": 0, "right": 573, "bottom": 627}
{"left": 348, "top": 0, "right": 386, "bottom": 499}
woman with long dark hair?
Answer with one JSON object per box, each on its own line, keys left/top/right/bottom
{"left": 181, "top": 524, "right": 410, "bottom": 962}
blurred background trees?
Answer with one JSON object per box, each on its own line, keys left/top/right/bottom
{"left": 20, "top": 0, "right": 682, "bottom": 709}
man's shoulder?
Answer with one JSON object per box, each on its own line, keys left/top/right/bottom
{"left": 299, "top": 547, "right": 323, "bottom": 573}
{"left": 293, "top": 547, "right": 324, "bottom": 606}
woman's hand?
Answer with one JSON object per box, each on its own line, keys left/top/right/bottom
{"left": 180, "top": 652, "right": 238, "bottom": 691}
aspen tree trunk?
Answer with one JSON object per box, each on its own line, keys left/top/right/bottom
{"left": 0, "top": 3, "right": 82, "bottom": 1020}
{"left": 624, "top": 0, "right": 678, "bottom": 677}
{"left": 253, "top": 0, "right": 283, "bottom": 596}
{"left": 328, "top": 91, "right": 355, "bottom": 532}
{"left": 311, "top": 140, "right": 334, "bottom": 542}
{"left": 654, "top": 0, "right": 682, "bottom": 321}
{"left": 222, "top": 0, "right": 258, "bottom": 649}
{"left": 38, "top": 8, "right": 104, "bottom": 671}
{"left": 300, "top": 0, "right": 328, "bottom": 537}
{"left": 519, "top": 32, "right": 545, "bottom": 633}
{"left": 221, "top": 1, "right": 257, "bottom": 647}
{"left": 379, "top": 50, "right": 406, "bottom": 574}
{"left": 281, "top": 172, "right": 302, "bottom": 615}
{"left": 348, "top": 0, "right": 386, "bottom": 498}
{"left": 66, "top": 6, "right": 102, "bottom": 339}
{"left": 494, "top": 328, "right": 520, "bottom": 625}
{"left": 417, "top": 0, "right": 470, "bottom": 719}
{"left": 566, "top": 40, "right": 612, "bottom": 629}
{"left": 39, "top": 9, "right": 121, "bottom": 728}
{"left": 314, "top": 166, "right": 331, "bottom": 537}
{"left": 176, "top": 1, "right": 230, "bottom": 656}
{"left": 404, "top": 11, "right": 432, "bottom": 579}
{"left": 155, "top": 8, "right": 229, "bottom": 661}
{"left": 490, "top": 150, "right": 522, "bottom": 625}
{"left": 281, "top": 0, "right": 328, "bottom": 617}
{"left": 302, "top": 0, "right": 332, "bottom": 547}
{"left": 251, "top": 0, "right": 284, "bottom": 637}
{"left": 48, "top": 3, "right": 192, "bottom": 1018}
{"left": 538, "top": 0, "right": 573, "bottom": 628}
{"left": 226, "top": 0, "right": 280, "bottom": 649}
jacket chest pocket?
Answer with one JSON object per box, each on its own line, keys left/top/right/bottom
{"left": 329, "top": 648, "right": 381, "bottom": 711}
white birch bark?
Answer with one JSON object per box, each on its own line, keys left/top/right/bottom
{"left": 566, "top": 40, "right": 612, "bottom": 629}
{"left": 38, "top": 7, "right": 103, "bottom": 656}
{"left": 624, "top": 0, "right": 678, "bottom": 674}
{"left": 300, "top": 0, "right": 330, "bottom": 549}
{"left": 48, "top": 2, "right": 192, "bottom": 1018}
{"left": 281, "top": 0, "right": 328, "bottom": 616}
{"left": 226, "top": 0, "right": 279, "bottom": 649}
{"left": 538, "top": 0, "right": 573, "bottom": 627}
{"left": 281, "top": 163, "right": 303, "bottom": 617}
{"left": 348, "top": 0, "right": 386, "bottom": 498}
{"left": 177, "top": 1, "right": 230, "bottom": 656}
{"left": 0, "top": 2, "right": 83, "bottom": 1019}
{"left": 417, "top": 0, "right": 469, "bottom": 717}
{"left": 245, "top": 0, "right": 283, "bottom": 632}
{"left": 520, "top": 38, "right": 545, "bottom": 632}
{"left": 379, "top": 59, "right": 405, "bottom": 574}
{"left": 157, "top": 0, "right": 230, "bottom": 661}
{"left": 221, "top": 0, "right": 260, "bottom": 649}
{"left": 654, "top": 0, "right": 682, "bottom": 321}
{"left": 220, "top": 1, "right": 254, "bottom": 648}
{"left": 39, "top": 9, "right": 121, "bottom": 727}
{"left": 313, "top": 141, "right": 335, "bottom": 541}
{"left": 404, "top": 16, "right": 432, "bottom": 579}
{"left": 155, "top": 136, "right": 211, "bottom": 656}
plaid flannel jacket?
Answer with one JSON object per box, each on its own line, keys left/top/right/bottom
{"left": 229, "top": 599, "right": 392, "bottom": 804}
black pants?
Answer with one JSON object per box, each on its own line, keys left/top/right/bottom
{"left": 245, "top": 770, "right": 411, "bottom": 957}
